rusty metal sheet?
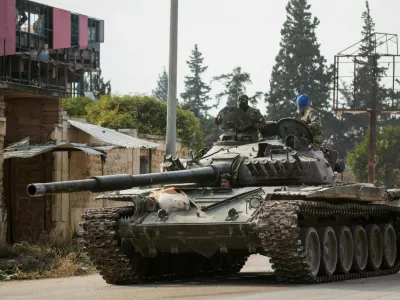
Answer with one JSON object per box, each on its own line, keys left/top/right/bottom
{"left": 4, "top": 137, "right": 105, "bottom": 159}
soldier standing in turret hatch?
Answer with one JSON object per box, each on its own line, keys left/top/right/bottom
{"left": 214, "top": 94, "right": 267, "bottom": 132}
{"left": 236, "top": 94, "right": 267, "bottom": 131}
{"left": 296, "top": 94, "right": 324, "bottom": 149}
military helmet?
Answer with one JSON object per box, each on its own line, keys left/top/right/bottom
{"left": 296, "top": 94, "right": 309, "bottom": 110}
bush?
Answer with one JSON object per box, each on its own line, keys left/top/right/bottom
{"left": 347, "top": 126, "right": 400, "bottom": 188}
{"left": 85, "top": 94, "right": 204, "bottom": 151}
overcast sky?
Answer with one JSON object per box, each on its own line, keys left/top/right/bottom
{"left": 37, "top": 0, "right": 399, "bottom": 115}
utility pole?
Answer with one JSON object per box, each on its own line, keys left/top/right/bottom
{"left": 367, "top": 55, "right": 378, "bottom": 183}
{"left": 166, "top": 0, "right": 178, "bottom": 156}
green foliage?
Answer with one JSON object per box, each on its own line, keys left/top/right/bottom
{"left": 152, "top": 67, "right": 169, "bottom": 101}
{"left": 86, "top": 95, "right": 204, "bottom": 151}
{"left": 62, "top": 97, "right": 93, "bottom": 118}
{"left": 0, "top": 245, "right": 42, "bottom": 259}
{"left": 213, "top": 66, "right": 261, "bottom": 107}
{"left": 181, "top": 44, "right": 216, "bottom": 118}
{"left": 181, "top": 44, "right": 219, "bottom": 147}
{"left": 337, "top": 1, "right": 400, "bottom": 157}
{"left": 347, "top": 126, "right": 400, "bottom": 188}
{"left": 348, "top": 1, "right": 385, "bottom": 126}
{"left": 264, "top": 0, "right": 332, "bottom": 121}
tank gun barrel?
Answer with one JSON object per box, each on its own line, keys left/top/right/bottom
{"left": 27, "top": 165, "right": 225, "bottom": 197}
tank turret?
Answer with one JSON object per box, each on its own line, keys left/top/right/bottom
{"left": 28, "top": 115, "right": 342, "bottom": 197}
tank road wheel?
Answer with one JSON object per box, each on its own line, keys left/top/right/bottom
{"left": 335, "top": 226, "right": 353, "bottom": 274}
{"left": 210, "top": 253, "right": 224, "bottom": 272}
{"left": 381, "top": 223, "right": 397, "bottom": 268}
{"left": 318, "top": 227, "right": 338, "bottom": 276}
{"left": 300, "top": 227, "right": 321, "bottom": 278}
{"left": 352, "top": 225, "right": 368, "bottom": 272}
{"left": 366, "top": 224, "right": 383, "bottom": 271}
{"left": 170, "top": 254, "right": 187, "bottom": 277}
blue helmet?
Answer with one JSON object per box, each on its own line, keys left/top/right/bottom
{"left": 296, "top": 94, "right": 309, "bottom": 110}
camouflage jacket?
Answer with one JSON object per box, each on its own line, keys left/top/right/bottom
{"left": 300, "top": 107, "right": 324, "bottom": 148}
{"left": 214, "top": 106, "right": 267, "bottom": 130}
{"left": 244, "top": 106, "right": 267, "bottom": 130}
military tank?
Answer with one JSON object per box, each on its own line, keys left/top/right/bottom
{"left": 27, "top": 107, "right": 400, "bottom": 284}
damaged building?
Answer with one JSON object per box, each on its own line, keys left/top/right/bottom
{"left": 4, "top": 118, "right": 159, "bottom": 242}
{"left": 0, "top": 0, "right": 106, "bottom": 244}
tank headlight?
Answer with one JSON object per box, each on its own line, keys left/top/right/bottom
{"left": 249, "top": 197, "right": 261, "bottom": 209}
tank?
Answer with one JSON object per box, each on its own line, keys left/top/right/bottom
{"left": 27, "top": 107, "right": 400, "bottom": 284}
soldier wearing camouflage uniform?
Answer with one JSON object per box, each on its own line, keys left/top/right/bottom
{"left": 213, "top": 94, "right": 267, "bottom": 132}
{"left": 296, "top": 94, "right": 324, "bottom": 149}
{"left": 236, "top": 94, "right": 267, "bottom": 131}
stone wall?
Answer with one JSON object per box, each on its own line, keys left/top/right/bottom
{"left": 3, "top": 96, "right": 62, "bottom": 243}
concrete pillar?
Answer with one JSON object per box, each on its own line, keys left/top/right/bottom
{"left": 51, "top": 110, "right": 70, "bottom": 242}
{"left": 118, "top": 129, "right": 140, "bottom": 175}
{"left": 0, "top": 94, "right": 7, "bottom": 245}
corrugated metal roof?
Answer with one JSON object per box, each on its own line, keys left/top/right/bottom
{"left": 68, "top": 120, "right": 159, "bottom": 149}
{"left": 4, "top": 137, "right": 106, "bottom": 159}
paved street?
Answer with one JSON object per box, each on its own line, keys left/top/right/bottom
{"left": 1, "top": 255, "right": 400, "bottom": 300}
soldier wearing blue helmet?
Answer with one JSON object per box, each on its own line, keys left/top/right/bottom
{"left": 296, "top": 94, "right": 324, "bottom": 149}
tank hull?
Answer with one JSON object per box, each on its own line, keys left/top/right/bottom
{"left": 80, "top": 183, "right": 400, "bottom": 284}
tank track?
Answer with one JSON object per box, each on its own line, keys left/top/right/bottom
{"left": 80, "top": 207, "right": 138, "bottom": 284}
{"left": 80, "top": 206, "right": 248, "bottom": 284}
{"left": 255, "top": 200, "right": 400, "bottom": 283}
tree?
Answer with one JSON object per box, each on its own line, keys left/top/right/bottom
{"left": 264, "top": 0, "right": 332, "bottom": 123}
{"left": 335, "top": 1, "right": 392, "bottom": 160}
{"left": 180, "top": 44, "right": 219, "bottom": 148}
{"left": 347, "top": 126, "right": 400, "bottom": 188}
{"left": 62, "top": 96, "right": 93, "bottom": 118}
{"left": 213, "top": 67, "right": 262, "bottom": 107}
{"left": 152, "top": 68, "right": 168, "bottom": 101}
{"left": 348, "top": 1, "right": 385, "bottom": 133}
{"left": 84, "top": 71, "right": 111, "bottom": 96}
{"left": 181, "top": 44, "right": 216, "bottom": 119}
{"left": 86, "top": 95, "right": 204, "bottom": 151}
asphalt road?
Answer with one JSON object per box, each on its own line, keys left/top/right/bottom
{"left": 1, "top": 255, "right": 400, "bottom": 300}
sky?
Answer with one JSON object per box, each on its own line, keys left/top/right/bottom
{"left": 36, "top": 0, "right": 400, "bottom": 116}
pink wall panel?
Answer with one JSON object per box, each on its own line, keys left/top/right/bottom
{"left": 0, "top": 0, "right": 16, "bottom": 56}
{"left": 52, "top": 8, "right": 71, "bottom": 50}
{"left": 79, "top": 15, "right": 88, "bottom": 50}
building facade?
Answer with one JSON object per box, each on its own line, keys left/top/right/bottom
{"left": 0, "top": 0, "right": 105, "bottom": 244}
